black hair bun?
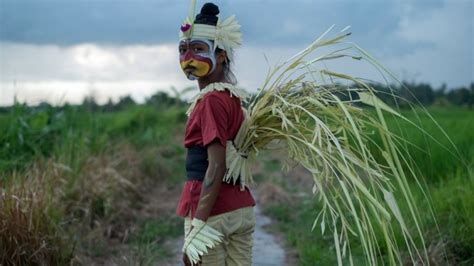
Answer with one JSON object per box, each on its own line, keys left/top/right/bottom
{"left": 201, "top": 3, "right": 219, "bottom": 16}
{"left": 195, "top": 3, "right": 219, "bottom": 26}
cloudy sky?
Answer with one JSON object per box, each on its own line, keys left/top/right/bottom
{"left": 0, "top": 0, "right": 472, "bottom": 106}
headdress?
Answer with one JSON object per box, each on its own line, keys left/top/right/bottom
{"left": 179, "top": 0, "right": 242, "bottom": 61}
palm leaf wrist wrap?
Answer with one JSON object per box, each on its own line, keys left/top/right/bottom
{"left": 183, "top": 218, "right": 224, "bottom": 265}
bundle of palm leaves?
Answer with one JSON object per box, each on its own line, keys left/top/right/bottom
{"left": 225, "top": 26, "right": 430, "bottom": 265}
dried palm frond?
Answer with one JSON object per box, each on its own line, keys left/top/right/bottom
{"left": 226, "top": 25, "right": 432, "bottom": 265}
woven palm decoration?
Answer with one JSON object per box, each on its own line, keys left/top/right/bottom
{"left": 224, "top": 25, "right": 430, "bottom": 265}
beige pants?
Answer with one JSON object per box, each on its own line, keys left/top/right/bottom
{"left": 184, "top": 207, "right": 256, "bottom": 266}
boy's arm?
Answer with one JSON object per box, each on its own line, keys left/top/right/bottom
{"left": 194, "top": 140, "right": 226, "bottom": 222}
{"left": 182, "top": 140, "right": 226, "bottom": 265}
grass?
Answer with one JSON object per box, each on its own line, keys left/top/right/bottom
{"left": 264, "top": 203, "right": 366, "bottom": 265}
{"left": 0, "top": 163, "right": 73, "bottom": 265}
{"left": 383, "top": 107, "right": 473, "bottom": 182}
{"left": 426, "top": 171, "right": 474, "bottom": 263}
{"left": 132, "top": 217, "right": 182, "bottom": 245}
{"left": 0, "top": 103, "right": 187, "bottom": 264}
{"left": 118, "top": 217, "right": 183, "bottom": 264}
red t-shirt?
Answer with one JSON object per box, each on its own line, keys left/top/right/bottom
{"left": 176, "top": 89, "right": 255, "bottom": 218}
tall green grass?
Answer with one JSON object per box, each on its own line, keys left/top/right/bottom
{"left": 0, "top": 104, "right": 187, "bottom": 174}
{"left": 385, "top": 108, "right": 473, "bottom": 182}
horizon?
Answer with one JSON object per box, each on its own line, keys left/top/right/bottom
{"left": 1, "top": 80, "right": 471, "bottom": 108}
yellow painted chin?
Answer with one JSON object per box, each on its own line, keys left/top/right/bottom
{"left": 180, "top": 60, "right": 211, "bottom": 77}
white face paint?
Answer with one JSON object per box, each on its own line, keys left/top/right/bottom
{"left": 179, "top": 38, "right": 217, "bottom": 80}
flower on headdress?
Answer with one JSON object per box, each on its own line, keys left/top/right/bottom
{"left": 181, "top": 23, "right": 192, "bottom": 32}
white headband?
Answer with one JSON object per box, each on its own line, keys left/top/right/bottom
{"left": 179, "top": 0, "right": 242, "bottom": 61}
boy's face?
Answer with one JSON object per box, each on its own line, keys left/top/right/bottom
{"left": 179, "top": 39, "right": 216, "bottom": 80}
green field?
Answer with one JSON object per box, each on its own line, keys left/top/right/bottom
{"left": 0, "top": 103, "right": 473, "bottom": 265}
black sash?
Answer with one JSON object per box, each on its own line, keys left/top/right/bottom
{"left": 185, "top": 145, "right": 242, "bottom": 184}
{"left": 185, "top": 146, "right": 208, "bottom": 181}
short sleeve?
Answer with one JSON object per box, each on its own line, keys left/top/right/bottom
{"left": 199, "top": 94, "right": 229, "bottom": 148}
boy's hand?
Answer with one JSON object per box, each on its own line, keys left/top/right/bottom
{"left": 183, "top": 253, "right": 201, "bottom": 265}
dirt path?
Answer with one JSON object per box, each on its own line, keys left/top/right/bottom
{"left": 160, "top": 201, "right": 288, "bottom": 266}
{"left": 78, "top": 181, "right": 290, "bottom": 265}
{"left": 251, "top": 204, "right": 287, "bottom": 266}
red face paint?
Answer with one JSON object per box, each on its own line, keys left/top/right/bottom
{"left": 179, "top": 39, "right": 216, "bottom": 79}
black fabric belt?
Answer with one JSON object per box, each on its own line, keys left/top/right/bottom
{"left": 185, "top": 145, "right": 242, "bottom": 184}
{"left": 186, "top": 146, "right": 208, "bottom": 181}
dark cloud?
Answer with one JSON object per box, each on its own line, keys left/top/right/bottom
{"left": 0, "top": 0, "right": 444, "bottom": 51}
{"left": 0, "top": 0, "right": 186, "bottom": 45}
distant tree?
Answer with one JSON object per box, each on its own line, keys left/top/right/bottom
{"left": 432, "top": 83, "right": 450, "bottom": 107}
{"left": 0, "top": 107, "right": 8, "bottom": 114}
{"left": 146, "top": 91, "right": 182, "bottom": 108}
{"left": 37, "top": 101, "right": 52, "bottom": 110}
{"left": 399, "top": 81, "right": 435, "bottom": 106}
{"left": 447, "top": 86, "right": 472, "bottom": 107}
{"left": 102, "top": 98, "right": 116, "bottom": 112}
{"left": 371, "top": 82, "right": 399, "bottom": 107}
{"left": 435, "top": 83, "right": 447, "bottom": 98}
{"left": 470, "top": 83, "right": 474, "bottom": 108}
{"left": 116, "top": 95, "right": 136, "bottom": 110}
{"left": 82, "top": 96, "right": 99, "bottom": 112}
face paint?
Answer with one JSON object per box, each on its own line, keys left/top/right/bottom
{"left": 179, "top": 39, "right": 216, "bottom": 80}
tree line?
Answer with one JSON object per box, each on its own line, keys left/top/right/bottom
{"left": 0, "top": 81, "right": 472, "bottom": 113}
{"left": 372, "top": 81, "right": 473, "bottom": 108}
